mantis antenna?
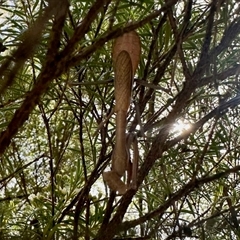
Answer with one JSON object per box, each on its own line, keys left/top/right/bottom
{"left": 103, "top": 31, "right": 141, "bottom": 195}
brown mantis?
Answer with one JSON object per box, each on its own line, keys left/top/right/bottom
{"left": 103, "top": 31, "right": 141, "bottom": 195}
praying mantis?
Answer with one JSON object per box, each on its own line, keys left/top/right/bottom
{"left": 103, "top": 31, "right": 141, "bottom": 195}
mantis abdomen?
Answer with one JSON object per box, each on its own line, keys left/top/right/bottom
{"left": 112, "top": 50, "right": 132, "bottom": 176}
{"left": 114, "top": 50, "right": 133, "bottom": 112}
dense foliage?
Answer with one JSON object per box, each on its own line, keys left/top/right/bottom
{"left": 1, "top": 0, "right": 240, "bottom": 239}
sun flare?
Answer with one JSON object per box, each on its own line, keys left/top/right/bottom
{"left": 172, "top": 119, "right": 192, "bottom": 134}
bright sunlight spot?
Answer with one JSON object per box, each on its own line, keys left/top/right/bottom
{"left": 172, "top": 119, "right": 192, "bottom": 135}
